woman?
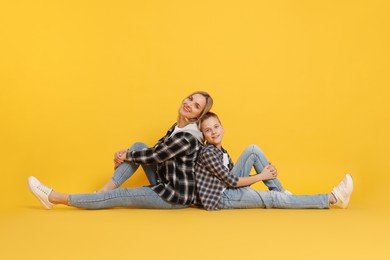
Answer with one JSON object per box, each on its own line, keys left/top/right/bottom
{"left": 28, "top": 91, "right": 213, "bottom": 209}
{"left": 194, "top": 112, "right": 353, "bottom": 210}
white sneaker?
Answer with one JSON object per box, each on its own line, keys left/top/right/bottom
{"left": 331, "top": 174, "right": 354, "bottom": 209}
{"left": 28, "top": 176, "right": 54, "bottom": 209}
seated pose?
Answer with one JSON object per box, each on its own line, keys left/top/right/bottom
{"left": 28, "top": 91, "right": 213, "bottom": 210}
{"left": 194, "top": 112, "right": 353, "bottom": 210}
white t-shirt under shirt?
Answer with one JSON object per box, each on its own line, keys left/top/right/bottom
{"left": 220, "top": 151, "right": 230, "bottom": 193}
{"left": 169, "top": 122, "right": 204, "bottom": 143}
{"left": 222, "top": 152, "right": 229, "bottom": 169}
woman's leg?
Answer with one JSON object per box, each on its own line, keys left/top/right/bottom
{"left": 29, "top": 176, "right": 183, "bottom": 209}
{"left": 98, "top": 142, "right": 157, "bottom": 192}
{"left": 218, "top": 187, "right": 329, "bottom": 209}
{"left": 48, "top": 187, "right": 186, "bottom": 209}
{"left": 68, "top": 187, "right": 186, "bottom": 209}
{"left": 231, "top": 144, "right": 284, "bottom": 191}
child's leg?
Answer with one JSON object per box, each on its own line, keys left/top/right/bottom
{"left": 231, "top": 144, "right": 284, "bottom": 191}
{"left": 218, "top": 187, "right": 329, "bottom": 209}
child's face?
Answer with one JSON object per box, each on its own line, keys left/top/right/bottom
{"left": 201, "top": 116, "right": 224, "bottom": 148}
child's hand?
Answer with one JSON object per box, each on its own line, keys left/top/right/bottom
{"left": 261, "top": 165, "right": 278, "bottom": 180}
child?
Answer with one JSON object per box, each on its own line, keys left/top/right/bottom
{"left": 194, "top": 112, "right": 353, "bottom": 210}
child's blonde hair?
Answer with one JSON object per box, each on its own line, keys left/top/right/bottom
{"left": 199, "top": 111, "right": 221, "bottom": 131}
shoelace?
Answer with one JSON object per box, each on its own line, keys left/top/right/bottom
{"left": 36, "top": 184, "right": 51, "bottom": 195}
{"left": 338, "top": 181, "right": 348, "bottom": 195}
{"left": 333, "top": 180, "right": 349, "bottom": 201}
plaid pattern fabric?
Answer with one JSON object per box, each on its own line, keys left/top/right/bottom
{"left": 126, "top": 124, "right": 202, "bottom": 205}
{"left": 195, "top": 144, "right": 239, "bottom": 210}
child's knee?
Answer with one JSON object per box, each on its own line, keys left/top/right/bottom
{"left": 248, "top": 144, "right": 264, "bottom": 155}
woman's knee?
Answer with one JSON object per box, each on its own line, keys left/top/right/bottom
{"left": 129, "top": 142, "right": 148, "bottom": 151}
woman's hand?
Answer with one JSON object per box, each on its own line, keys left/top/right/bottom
{"left": 114, "top": 149, "right": 127, "bottom": 169}
{"left": 261, "top": 165, "right": 278, "bottom": 180}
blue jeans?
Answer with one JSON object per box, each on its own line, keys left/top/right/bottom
{"left": 68, "top": 142, "right": 187, "bottom": 209}
{"left": 111, "top": 142, "right": 158, "bottom": 186}
{"left": 219, "top": 145, "right": 330, "bottom": 209}
{"left": 69, "top": 186, "right": 187, "bottom": 209}
{"left": 218, "top": 187, "right": 330, "bottom": 209}
{"left": 232, "top": 145, "right": 283, "bottom": 191}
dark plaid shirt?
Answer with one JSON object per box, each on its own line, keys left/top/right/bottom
{"left": 126, "top": 124, "right": 202, "bottom": 205}
{"left": 195, "top": 144, "right": 239, "bottom": 210}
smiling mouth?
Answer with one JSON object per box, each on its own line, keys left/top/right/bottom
{"left": 183, "top": 105, "right": 191, "bottom": 113}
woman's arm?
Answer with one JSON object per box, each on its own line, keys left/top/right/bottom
{"left": 123, "top": 132, "right": 197, "bottom": 164}
{"left": 236, "top": 165, "right": 277, "bottom": 187}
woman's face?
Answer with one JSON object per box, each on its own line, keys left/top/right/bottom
{"left": 179, "top": 93, "right": 207, "bottom": 120}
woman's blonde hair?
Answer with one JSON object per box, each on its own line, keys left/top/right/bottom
{"left": 178, "top": 91, "right": 213, "bottom": 126}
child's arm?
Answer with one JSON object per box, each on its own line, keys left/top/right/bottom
{"left": 236, "top": 165, "right": 277, "bottom": 187}
{"left": 202, "top": 148, "right": 239, "bottom": 187}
